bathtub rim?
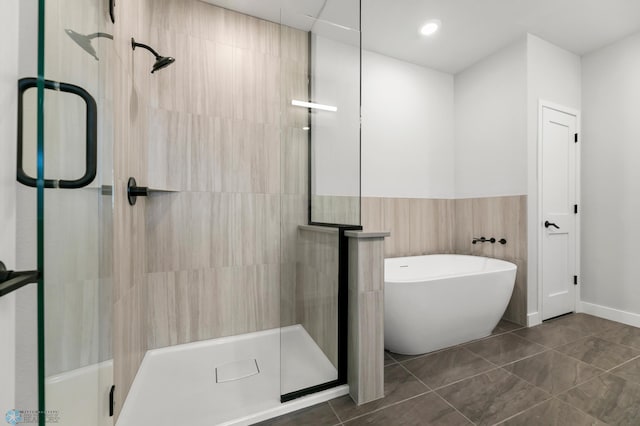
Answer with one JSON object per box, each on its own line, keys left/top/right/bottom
{"left": 385, "top": 254, "right": 517, "bottom": 284}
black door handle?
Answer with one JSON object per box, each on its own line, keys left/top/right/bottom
{"left": 544, "top": 220, "right": 560, "bottom": 229}
{"left": 17, "top": 78, "right": 97, "bottom": 189}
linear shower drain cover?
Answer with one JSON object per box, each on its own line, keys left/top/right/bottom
{"left": 215, "top": 358, "right": 260, "bottom": 383}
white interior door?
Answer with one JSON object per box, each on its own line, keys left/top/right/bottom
{"left": 541, "top": 105, "right": 578, "bottom": 320}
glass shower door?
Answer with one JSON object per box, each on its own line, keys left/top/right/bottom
{"left": 279, "top": 1, "right": 361, "bottom": 400}
{"left": 15, "top": 0, "right": 113, "bottom": 424}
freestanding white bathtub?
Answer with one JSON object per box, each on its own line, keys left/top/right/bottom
{"left": 384, "top": 254, "right": 517, "bottom": 355}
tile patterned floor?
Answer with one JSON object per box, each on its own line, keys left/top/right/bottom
{"left": 257, "top": 314, "right": 640, "bottom": 425}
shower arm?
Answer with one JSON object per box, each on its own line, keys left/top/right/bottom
{"left": 131, "top": 38, "right": 162, "bottom": 59}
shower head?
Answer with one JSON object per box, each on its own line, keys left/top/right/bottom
{"left": 152, "top": 55, "right": 176, "bottom": 73}
{"left": 65, "top": 29, "right": 113, "bottom": 60}
{"left": 131, "top": 38, "right": 175, "bottom": 74}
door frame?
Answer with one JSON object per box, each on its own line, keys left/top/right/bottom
{"left": 537, "top": 99, "right": 581, "bottom": 320}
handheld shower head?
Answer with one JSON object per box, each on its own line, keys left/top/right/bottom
{"left": 131, "top": 38, "right": 175, "bottom": 74}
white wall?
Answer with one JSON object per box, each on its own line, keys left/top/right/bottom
{"left": 362, "top": 50, "right": 455, "bottom": 198}
{"left": 525, "top": 34, "right": 581, "bottom": 321}
{"left": 0, "top": 0, "right": 19, "bottom": 414}
{"left": 581, "top": 32, "right": 640, "bottom": 317}
{"left": 454, "top": 37, "right": 528, "bottom": 199}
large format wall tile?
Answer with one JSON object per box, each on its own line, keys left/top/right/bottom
{"left": 311, "top": 195, "right": 360, "bottom": 225}
{"left": 347, "top": 235, "right": 387, "bottom": 404}
{"left": 363, "top": 197, "right": 455, "bottom": 258}
{"left": 296, "top": 228, "right": 340, "bottom": 367}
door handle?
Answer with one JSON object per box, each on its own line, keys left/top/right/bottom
{"left": 17, "top": 78, "right": 97, "bottom": 189}
{"left": 544, "top": 220, "right": 560, "bottom": 229}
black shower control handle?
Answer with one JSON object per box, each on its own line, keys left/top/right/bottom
{"left": 544, "top": 220, "right": 560, "bottom": 229}
{"left": 127, "top": 177, "right": 148, "bottom": 205}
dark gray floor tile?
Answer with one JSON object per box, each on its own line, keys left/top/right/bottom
{"left": 255, "top": 402, "right": 339, "bottom": 425}
{"left": 558, "top": 373, "right": 640, "bottom": 425}
{"left": 386, "top": 345, "right": 462, "bottom": 363}
{"left": 611, "top": 356, "right": 640, "bottom": 385}
{"left": 501, "top": 398, "right": 605, "bottom": 426}
{"left": 344, "top": 392, "right": 472, "bottom": 426}
{"left": 403, "top": 347, "right": 494, "bottom": 389}
{"left": 513, "top": 321, "right": 591, "bottom": 348}
{"left": 437, "top": 368, "right": 550, "bottom": 426}
{"left": 493, "top": 319, "right": 525, "bottom": 334}
{"left": 386, "top": 351, "right": 421, "bottom": 362}
{"left": 329, "top": 364, "right": 428, "bottom": 422}
{"left": 556, "top": 336, "right": 640, "bottom": 370}
{"left": 597, "top": 324, "right": 640, "bottom": 350}
{"left": 464, "top": 333, "right": 546, "bottom": 366}
{"left": 503, "top": 350, "right": 602, "bottom": 394}
{"left": 549, "top": 313, "right": 624, "bottom": 335}
{"left": 384, "top": 351, "right": 397, "bottom": 366}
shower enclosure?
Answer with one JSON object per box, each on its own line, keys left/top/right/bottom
{"left": 8, "top": 0, "right": 360, "bottom": 425}
{"left": 11, "top": 0, "right": 113, "bottom": 425}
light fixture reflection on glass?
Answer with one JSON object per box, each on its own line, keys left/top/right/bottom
{"left": 291, "top": 100, "right": 338, "bottom": 112}
{"left": 420, "top": 20, "right": 441, "bottom": 36}
{"left": 302, "top": 126, "right": 310, "bottom": 131}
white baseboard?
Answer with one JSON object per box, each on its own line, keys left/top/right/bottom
{"left": 580, "top": 302, "right": 640, "bottom": 328}
{"left": 527, "top": 311, "right": 542, "bottom": 327}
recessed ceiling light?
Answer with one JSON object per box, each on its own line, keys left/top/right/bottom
{"left": 420, "top": 20, "right": 440, "bottom": 37}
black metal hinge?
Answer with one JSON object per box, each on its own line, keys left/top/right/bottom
{"left": 574, "top": 204, "right": 578, "bottom": 214}
{"left": 109, "top": 385, "right": 115, "bottom": 417}
{"left": 574, "top": 275, "right": 578, "bottom": 285}
{"left": 574, "top": 133, "right": 578, "bottom": 143}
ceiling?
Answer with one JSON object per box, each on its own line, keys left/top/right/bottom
{"left": 204, "top": 0, "right": 640, "bottom": 74}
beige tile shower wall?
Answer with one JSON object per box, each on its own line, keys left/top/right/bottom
{"left": 141, "top": 8, "right": 309, "bottom": 344}
{"left": 311, "top": 195, "right": 360, "bottom": 225}
{"left": 454, "top": 195, "right": 528, "bottom": 325}
{"left": 281, "top": 25, "right": 310, "bottom": 327}
{"left": 361, "top": 197, "right": 455, "bottom": 257}
{"left": 112, "top": 0, "right": 151, "bottom": 418}
{"left": 296, "top": 227, "right": 340, "bottom": 367}
{"left": 111, "top": 0, "right": 310, "bottom": 418}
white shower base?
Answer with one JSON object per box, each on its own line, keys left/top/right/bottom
{"left": 117, "top": 325, "right": 346, "bottom": 426}
{"left": 46, "top": 360, "right": 113, "bottom": 426}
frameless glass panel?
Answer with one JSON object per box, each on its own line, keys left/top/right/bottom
{"left": 32, "top": 0, "right": 113, "bottom": 424}
{"left": 279, "top": 1, "right": 360, "bottom": 399}
{"left": 306, "top": 5, "right": 361, "bottom": 226}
